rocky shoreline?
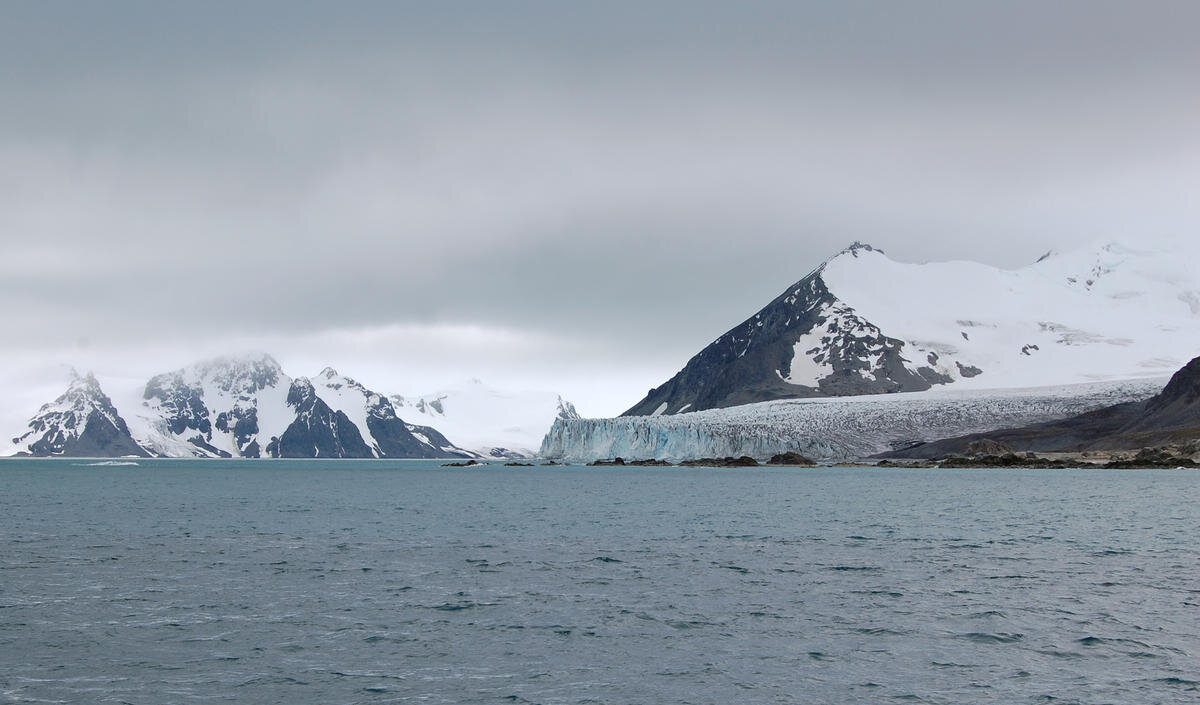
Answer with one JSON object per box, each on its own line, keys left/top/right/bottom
{"left": 579, "top": 445, "right": 1199, "bottom": 469}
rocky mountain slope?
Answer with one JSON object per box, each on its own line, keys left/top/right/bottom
{"left": 9, "top": 372, "right": 149, "bottom": 458}
{"left": 884, "top": 356, "right": 1200, "bottom": 457}
{"left": 626, "top": 241, "right": 1199, "bottom": 416}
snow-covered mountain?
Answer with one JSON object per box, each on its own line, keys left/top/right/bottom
{"left": 8, "top": 371, "right": 149, "bottom": 457}
{"left": 10, "top": 355, "right": 475, "bottom": 459}
{"left": 393, "top": 379, "right": 581, "bottom": 458}
{"left": 134, "top": 354, "right": 293, "bottom": 457}
{"left": 625, "top": 240, "right": 1200, "bottom": 416}
{"left": 310, "top": 368, "right": 465, "bottom": 458}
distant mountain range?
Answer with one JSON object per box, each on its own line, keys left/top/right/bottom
{"left": 625, "top": 241, "right": 1199, "bottom": 415}
{"left": 7, "top": 355, "right": 577, "bottom": 459}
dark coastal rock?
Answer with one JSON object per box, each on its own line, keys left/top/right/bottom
{"left": 589, "top": 457, "right": 626, "bottom": 466}
{"left": 767, "top": 452, "right": 816, "bottom": 466}
{"left": 679, "top": 456, "right": 760, "bottom": 467}
{"left": 442, "top": 459, "right": 484, "bottom": 467}
{"left": 936, "top": 453, "right": 1078, "bottom": 469}
{"left": 588, "top": 457, "right": 674, "bottom": 466}
{"left": 1102, "top": 448, "right": 1198, "bottom": 469}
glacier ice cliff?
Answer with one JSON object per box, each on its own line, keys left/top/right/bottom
{"left": 542, "top": 378, "right": 1164, "bottom": 462}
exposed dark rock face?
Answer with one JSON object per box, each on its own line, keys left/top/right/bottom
{"left": 403, "top": 423, "right": 470, "bottom": 458}
{"left": 624, "top": 243, "right": 957, "bottom": 416}
{"left": 885, "top": 355, "right": 1200, "bottom": 458}
{"left": 13, "top": 373, "right": 149, "bottom": 457}
{"left": 144, "top": 377, "right": 210, "bottom": 437}
{"left": 214, "top": 407, "right": 259, "bottom": 457}
{"left": 266, "top": 378, "right": 372, "bottom": 458}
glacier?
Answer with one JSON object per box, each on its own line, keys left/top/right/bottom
{"left": 541, "top": 378, "right": 1165, "bottom": 462}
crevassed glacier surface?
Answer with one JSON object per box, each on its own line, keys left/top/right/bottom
{"left": 542, "top": 378, "right": 1164, "bottom": 461}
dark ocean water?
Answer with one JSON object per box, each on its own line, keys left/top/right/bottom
{"left": 1, "top": 458, "right": 1197, "bottom": 705}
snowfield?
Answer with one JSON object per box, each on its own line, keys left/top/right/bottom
{"left": 540, "top": 377, "right": 1165, "bottom": 462}
{"left": 393, "top": 379, "right": 579, "bottom": 458}
{"left": 814, "top": 239, "right": 1200, "bottom": 389}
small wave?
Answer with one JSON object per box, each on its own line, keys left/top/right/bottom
{"left": 960, "top": 632, "right": 1024, "bottom": 644}
{"left": 968, "top": 610, "right": 1007, "bottom": 619}
{"left": 1151, "top": 677, "right": 1199, "bottom": 688}
{"left": 433, "top": 602, "right": 476, "bottom": 611}
{"left": 855, "top": 627, "right": 907, "bottom": 636}
{"left": 74, "top": 460, "right": 139, "bottom": 467}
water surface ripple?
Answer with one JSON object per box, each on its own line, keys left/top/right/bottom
{"left": 1, "top": 459, "right": 1197, "bottom": 704}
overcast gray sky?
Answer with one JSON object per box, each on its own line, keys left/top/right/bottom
{"left": 3, "top": 1, "right": 1199, "bottom": 429}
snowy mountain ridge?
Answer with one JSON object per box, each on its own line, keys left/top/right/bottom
{"left": 8, "top": 355, "right": 580, "bottom": 459}
{"left": 626, "top": 240, "right": 1200, "bottom": 416}
{"left": 9, "top": 356, "right": 464, "bottom": 458}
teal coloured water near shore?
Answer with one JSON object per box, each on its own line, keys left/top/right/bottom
{"left": 1, "top": 459, "right": 1197, "bottom": 704}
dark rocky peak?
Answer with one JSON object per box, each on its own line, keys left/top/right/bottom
{"left": 13, "top": 372, "right": 149, "bottom": 457}
{"left": 838, "top": 241, "right": 883, "bottom": 259}
{"left": 622, "top": 242, "right": 960, "bottom": 416}
{"left": 287, "top": 377, "right": 316, "bottom": 407}
{"left": 268, "top": 377, "right": 372, "bottom": 458}
{"left": 1150, "top": 355, "right": 1200, "bottom": 408}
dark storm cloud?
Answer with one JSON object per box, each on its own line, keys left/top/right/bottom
{"left": 2, "top": 1, "right": 1199, "bottom": 413}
